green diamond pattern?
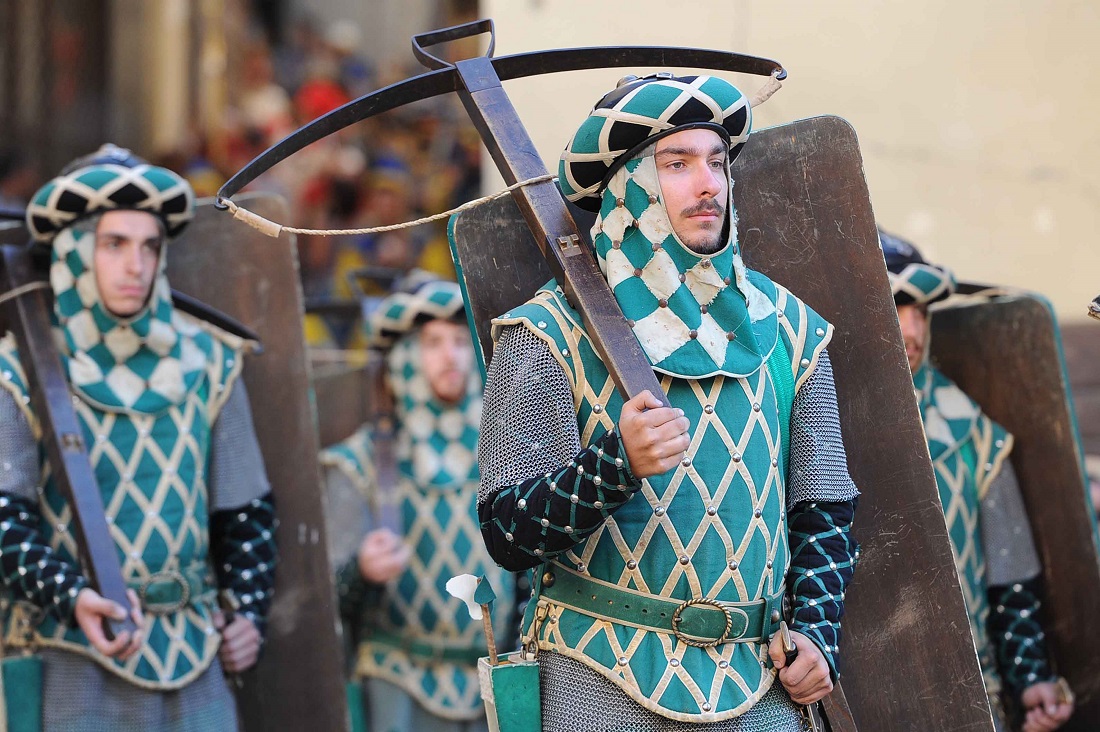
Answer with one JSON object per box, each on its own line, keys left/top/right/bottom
{"left": 499, "top": 283, "right": 830, "bottom": 720}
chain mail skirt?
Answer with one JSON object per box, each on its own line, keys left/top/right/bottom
{"left": 539, "top": 652, "right": 806, "bottom": 732}
{"left": 40, "top": 649, "right": 236, "bottom": 732}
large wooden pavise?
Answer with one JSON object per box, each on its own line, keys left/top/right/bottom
{"left": 449, "top": 116, "right": 994, "bottom": 730}
{"left": 168, "top": 194, "right": 346, "bottom": 731}
{"left": 931, "top": 293, "right": 1100, "bottom": 731}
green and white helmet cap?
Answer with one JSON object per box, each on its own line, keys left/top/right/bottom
{"left": 365, "top": 274, "right": 467, "bottom": 351}
{"left": 367, "top": 276, "right": 481, "bottom": 489}
{"left": 26, "top": 145, "right": 207, "bottom": 415}
{"left": 559, "top": 74, "right": 777, "bottom": 379}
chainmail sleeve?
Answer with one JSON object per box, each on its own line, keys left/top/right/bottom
{"left": 207, "top": 381, "right": 271, "bottom": 511}
{"left": 786, "top": 350, "right": 859, "bottom": 508}
{"left": 207, "top": 381, "right": 277, "bottom": 638}
{"left": 783, "top": 352, "right": 861, "bottom": 681}
{"left": 0, "top": 388, "right": 87, "bottom": 622}
{"left": 981, "top": 461, "right": 1041, "bottom": 586}
{"left": 981, "top": 461, "right": 1055, "bottom": 701}
{"left": 478, "top": 325, "right": 641, "bottom": 572}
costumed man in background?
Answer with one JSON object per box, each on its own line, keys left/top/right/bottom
{"left": 322, "top": 275, "right": 516, "bottom": 732}
{"left": 882, "top": 229, "right": 1074, "bottom": 732}
{"left": 477, "top": 74, "right": 860, "bottom": 731}
{"left": 0, "top": 145, "right": 277, "bottom": 731}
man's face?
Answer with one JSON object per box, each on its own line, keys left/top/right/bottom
{"left": 92, "top": 210, "right": 163, "bottom": 318}
{"left": 418, "top": 319, "right": 473, "bottom": 405}
{"left": 896, "top": 303, "right": 929, "bottom": 374}
{"left": 654, "top": 128, "right": 729, "bottom": 255}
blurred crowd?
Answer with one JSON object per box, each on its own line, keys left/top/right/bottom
{"left": 207, "top": 16, "right": 482, "bottom": 349}
{"left": 1, "top": 14, "right": 482, "bottom": 350}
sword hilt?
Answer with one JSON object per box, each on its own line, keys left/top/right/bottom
{"left": 412, "top": 19, "right": 496, "bottom": 71}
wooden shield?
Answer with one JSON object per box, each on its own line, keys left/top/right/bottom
{"left": 930, "top": 294, "right": 1100, "bottom": 730}
{"left": 449, "top": 116, "right": 993, "bottom": 730}
{"left": 169, "top": 194, "right": 347, "bottom": 732}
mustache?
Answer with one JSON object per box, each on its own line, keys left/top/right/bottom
{"left": 681, "top": 200, "right": 725, "bottom": 218}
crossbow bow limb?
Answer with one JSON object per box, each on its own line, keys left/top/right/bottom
{"left": 217, "top": 20, "right": 786, "bottom": 405}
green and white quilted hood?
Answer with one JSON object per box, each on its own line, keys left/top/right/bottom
{"left": 49, "top": 223, "right": 209, "bottom": 415}
{"left": 559, "top": 74, "right": 777, "bottom": 379}
{"left": 590, "top": 153, "right": 777, "bottom": 379}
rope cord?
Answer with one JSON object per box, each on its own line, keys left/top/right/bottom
{"left": 749, "top": 71, "right": 784, "bottom": 108}
{"left": 0, "top": 281, "right": 51, "bottom": 307}
{"left": 219, "top": 173, "right": 557, "bottom": 239}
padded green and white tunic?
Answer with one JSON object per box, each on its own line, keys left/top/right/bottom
{"left": 916, "top": 362, "right": 1012, "bottom": 696}
{"left": 0, "top": 153, "right": 277, "bottom": 730}
{"left": 885, "top": 230, "right": 1057, "bottom": 711}
{"left": 0, "top": 316, "right": 242, "bottom": 686}
{"left": 478, "top": 97, "right": 859, "bottom": 729}
{"left": 497, "top": 279, "right": 829, "bottom": 721}
{"left": 325, "top": 287, "right": 515, "bottom": 726}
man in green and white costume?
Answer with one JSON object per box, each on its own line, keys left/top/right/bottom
{"left": 883, "top": 230, "right": 1074, "bottom": 732}
{"left": 0, "top": 145, "right": 277, "bottom": 730}
{"left": 323, "top": 276, "right": 516, "bottom": 732}
{"left": 478, "top": 74, "right": 860, "bottom": 731}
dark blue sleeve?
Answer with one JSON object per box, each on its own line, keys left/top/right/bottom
{"left": 786, "top": 498, "right": 859, "bottom": 681}
{"left": 479, "top": 429, "right": 641, "bottom": 572}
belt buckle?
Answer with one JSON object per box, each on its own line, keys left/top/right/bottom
{"left": 671, "top": 597, "right": 733, "bottom": 648}
{"left": 138, "top": 569, "right": 191, "bottom": 614}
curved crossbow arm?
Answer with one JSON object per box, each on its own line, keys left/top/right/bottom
{"left": 217, "top": 20, "right": 786, "bottom": 406}
{"left": 216, "top": 33, "right": 784, "bottom": 203}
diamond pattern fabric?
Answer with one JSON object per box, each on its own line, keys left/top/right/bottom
{"left": 986, "top": 577, "right": 1055, "bottom": 700}
{"left": 586, "top": 152, "right": 777, "bottom": 380}
{"left": 879, "top": 229, "right": 957, "bottom": 306}
{"left": 365, "top": 279, "right": 466, "bottom": 350}
{"left": 49, "top": 221, "right": 247, "bottom": 416}
{"left": 323, "top": 329, "right": 516, "bottom": 721}
{"left": 559, "top": 75, "right": 750, "bottom": 212}
{"left": 786, "top": 499, "right": 858, "bottom": 680}
{"left": 210, "top": 496, "right": 277, "bottom": 637}
{"left": 0, "top": 316, "right": 246, "bottom": 689}
{"left": 915, "top": 361, "right": 1014, "bottom": 697}
{"left": 494, "top": 282, "right": 831, "bottom": 722}
{"left": 26, "top": 155, "right": 194, "bottom": 242}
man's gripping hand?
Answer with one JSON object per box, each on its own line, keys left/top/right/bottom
{"left": 214, "top": 612, "right": 262, "bottom": 673}
{"left": 357, "top": 528, "right": 410, "bottom": 584}
{"left": 768, "top": 629, "right": 833, "bottom": 705}
{"left": 74, "top": 588, "right": 144, "bottom": 660}
{"left": 618, "top": 390, "right": 690, "bottom": 479}
{"left": 1020, "top": 681, "right": 1074, "bottom": 732}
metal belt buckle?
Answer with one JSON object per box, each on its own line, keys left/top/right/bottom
{"left": 138, "top": 568, "right": 191, "bottom": 614}
{"left": 671, "top": 597, "right": 733, "bottom": 648}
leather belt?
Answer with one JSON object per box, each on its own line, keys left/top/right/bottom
{"left": 539, "top": 565, "right": 784, "bottom": 647}
{"left": 129, "top": 564, "right": 213, "bottom": 614}
{"left": 366, "top": 631, "right": 487, "bottom": 665}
